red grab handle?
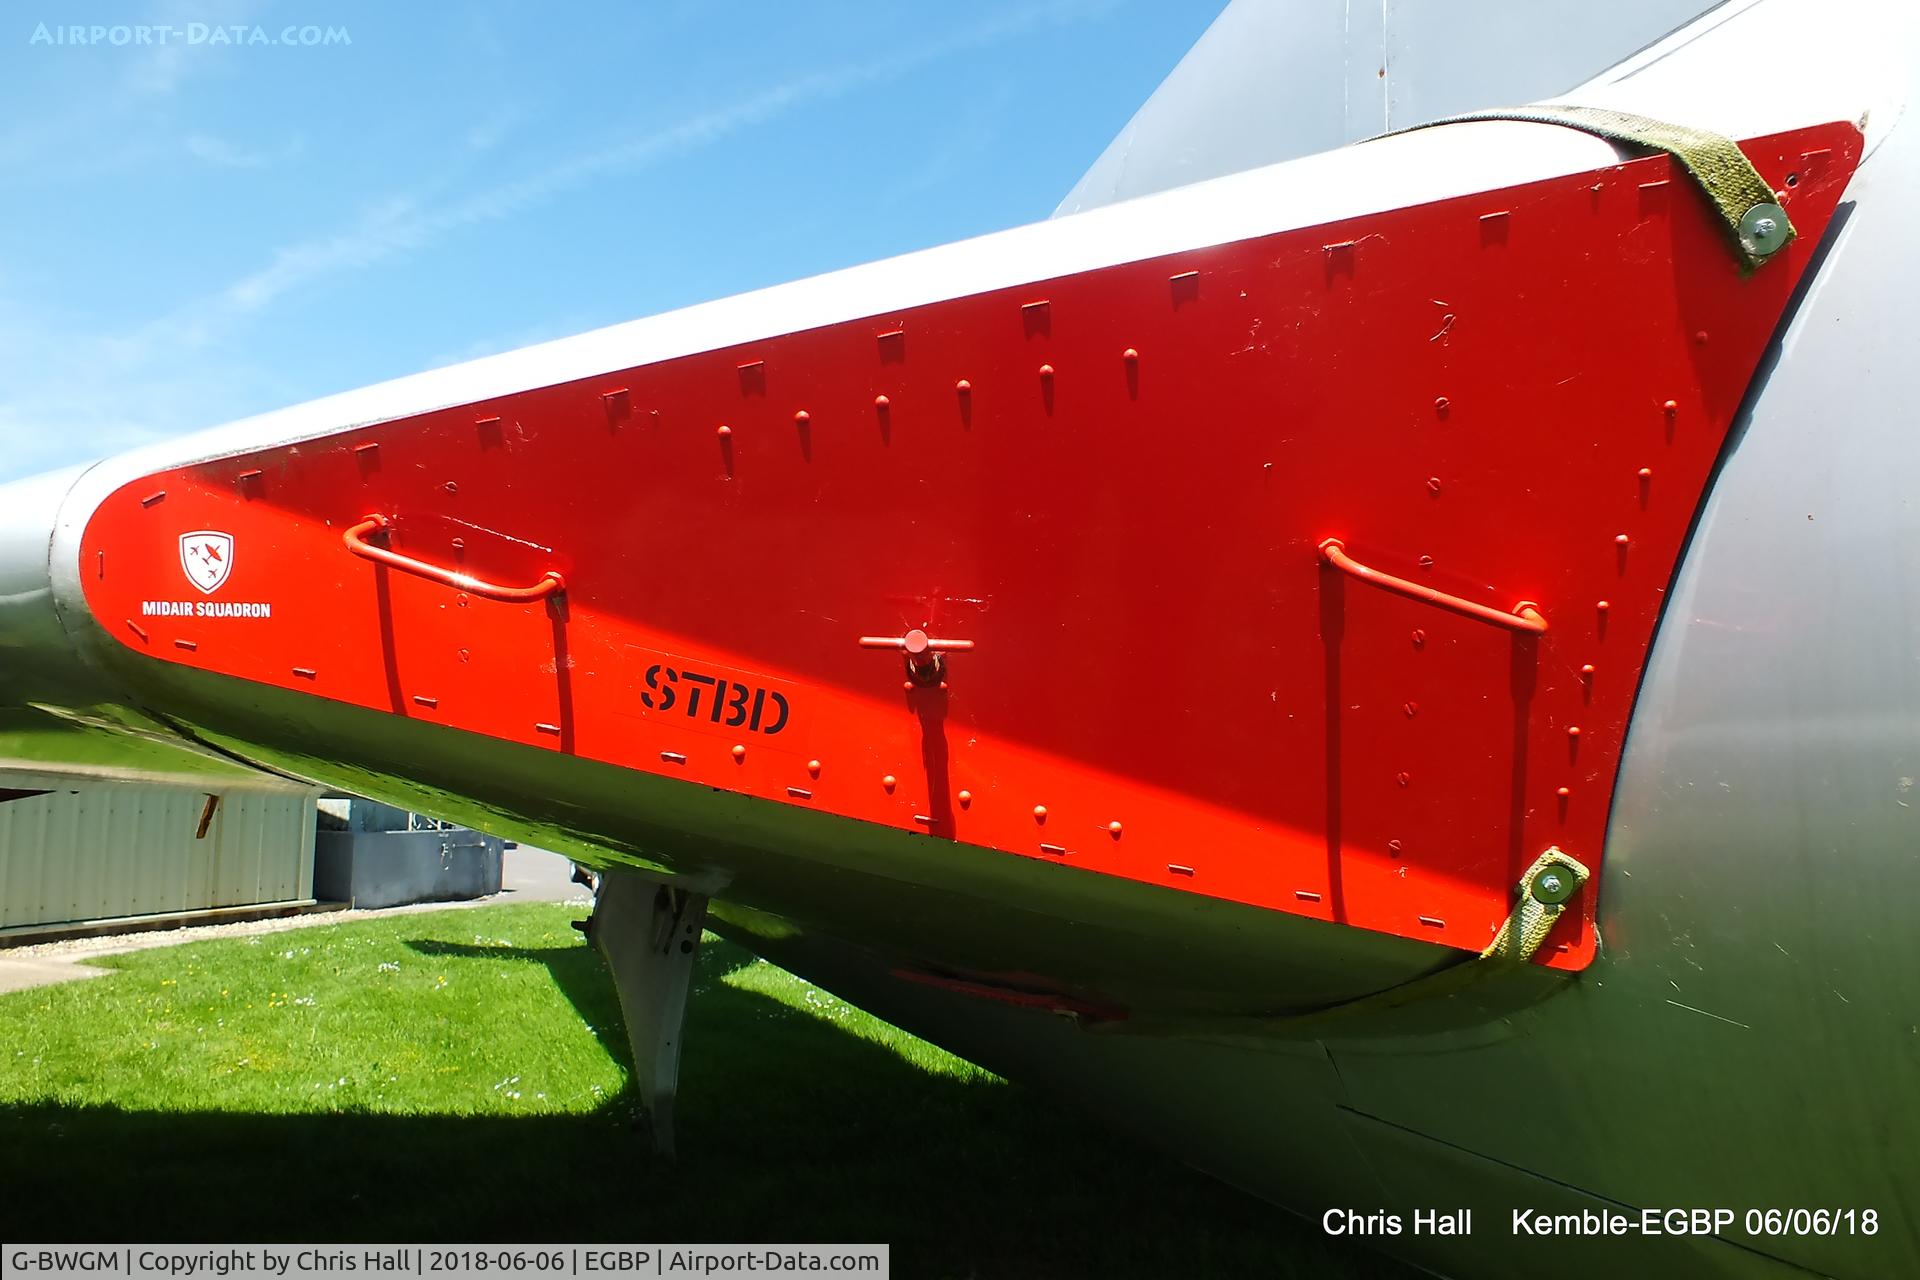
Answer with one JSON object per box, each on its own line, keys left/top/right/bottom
{"left": 1319, "top": 538, "right": 1545, "bottom": 633}
{"left": 343, "top": 515, "right": 566, "bottom": 603}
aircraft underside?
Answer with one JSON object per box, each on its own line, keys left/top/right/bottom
{"left": 0, "top": 1, "right": 1914, "bottom": 1275}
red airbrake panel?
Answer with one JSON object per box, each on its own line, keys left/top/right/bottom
{"left": 78, "top": 124, "right": 1861, "bottom": 969}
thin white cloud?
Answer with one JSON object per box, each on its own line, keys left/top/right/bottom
{"left": 0, "top": 0, "right": 1121, "bottom": 480}
{"left": 0, "top": 0, "right": 265, "bottom": 172}
{"left": 182, "top": 0, "right": 1119, "bottom": 328}
{"left": 183, "top": 132, "right": 293, "bottom": 168}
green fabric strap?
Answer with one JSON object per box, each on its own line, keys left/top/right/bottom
{"left": 1402, "top": 105, "right": 1793, "bottom": 269}
{"left": 1481, "top": 847, "right": 1591, "bottom": 963}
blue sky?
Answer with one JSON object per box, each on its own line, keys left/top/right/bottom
{"left": 0, "top": 1, "right": 1220, "bottom": 483}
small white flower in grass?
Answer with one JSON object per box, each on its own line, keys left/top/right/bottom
{"left": 377, "top": 962, "right": 400, "bottom": 974}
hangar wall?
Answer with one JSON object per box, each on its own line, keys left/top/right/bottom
{"left": 0, "top": 781, "right": 318, "bottom": 934}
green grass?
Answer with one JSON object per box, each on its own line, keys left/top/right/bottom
{"left": 0, "top": 903, "right": 1411, "bottom": 1278}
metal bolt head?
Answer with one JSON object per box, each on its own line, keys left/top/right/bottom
{"left": 1530, "top": 866, "right": 1577, "bottom": 905}
{"left": 1739, "top": 202, "right": 1792, "bottom": 259}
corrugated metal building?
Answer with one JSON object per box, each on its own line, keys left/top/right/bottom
{"left": 0, "top": 777, "right": 318, "bottom": 937}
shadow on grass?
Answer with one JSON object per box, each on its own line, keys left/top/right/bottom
{"left": 0, "top": 934, "right": 1415, "bottom": 1280}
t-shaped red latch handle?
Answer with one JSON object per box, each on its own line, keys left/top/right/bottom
{"left": 859, "top": 629, "right": 975, "bottom": 685}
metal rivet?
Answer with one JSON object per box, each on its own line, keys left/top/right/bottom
{"left": 1615, "top": 533, "right": 1630, "bottom": 546}
{"left": 1038, "top": 363, "right": 1054, "bottom": 379}
{"left": 1427, "top": 476, "right": 1443, "bottom": 494}
{"left": 958, "top": 790, "right": 972, "bottom": 808}
{"left": 1107, "top": 820, "right": 1123, "bottom": 837}
{"left": 807, "top": 760, "right": 822, "bottom": 777}
{"left": 882, "top": 775, "right": 897, "bottom": 792}
{"left": 1739, "top": 201, "right": 1791, "bottom": 257}
{"left": 1033, "top": 805, "right": 1047, "bottom": 821}
{"left": 1410, "top": 629, "right": 1426, "bottom": 648}
{"left": 1417, "top": 555, "right": 1434, "bottom": 569}
{"left": 1122, "top": 348, "right": 1139, "bottom": 362}
{"left": 1387, "top": 839, "right": 1404, "bottom": 853}
{"left": 874, "top": 394, "right": 890, "bottom": 409}
{"left": 1404, "top": 701, "right": 1419, "bottom": 717}
{"left": 1396, "top": 772, "right": 1411, "bottom": 787}
{"left": 1694, "top": 331, "right": 1710, "bottom": 346}
{"left": 955, "top": 379, "right": 971, "bottom": 394}
{"left": 794, "top": 409, "right": 810, "bottom": 425}
{"left": 1581, "top": 664, "right": 1596, "bottom": 677}
{"left": 1530, "top": 867, "right": 1576, "bottom": 905}
{"left": 1567, "top": 726, "right": 1582, "bottom": 738}
{"left": 717, "top": 424, "right": 731, "bottom": 437}
{"left": 1638, "top": 467, "right": 1653, "bottom": 480}
{"left": 1557, "top": 786, "right": 1572, "bottom": 797}
{"left": 1664, "top": 400, "right": 1679, "bottom": 416}
{"left": 1596, "top": 600, "right": 1611, "bottom": 612}
{"left": 1434, "top": 396, "right": 1450, "bottom": 413}
{"left": 731, "top": 745, "right": 746, "bottom": 762}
